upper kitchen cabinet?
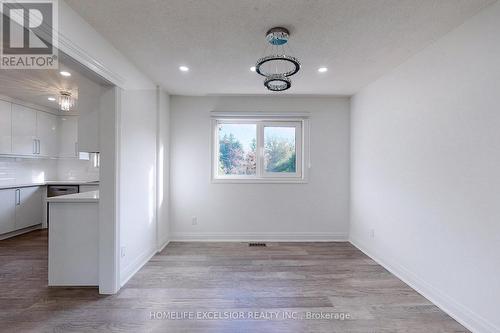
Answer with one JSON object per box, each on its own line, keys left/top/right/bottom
{"left": 0, "top": 100, "right": 12, "bottom": 154}
{"left": 77, "top": 78, "right": 101, "bottom": 153}
{"left": 11, "top": 104, "right": 37, "bottom": 156}
{"left": 37, "top": 111, "right": 59, "bottom": 157}
{"left": 1, "top": 100, "right": 79, "bottom": 158}
{"left": 77, "top": 108, "right": 99, "bottom": 152}
{"left": 58, "top": 116, "right": 79, "bottom": 157}
{"left": 9, "top": 103, "right": 65, "bottom": 157}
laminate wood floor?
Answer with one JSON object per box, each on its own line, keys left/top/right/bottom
{"left": 0, "top": 230, "right": 468, "bottom": 333}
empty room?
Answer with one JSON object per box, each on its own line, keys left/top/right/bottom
{"left": 0, "top": 0, "right": 499, "bottom": 332}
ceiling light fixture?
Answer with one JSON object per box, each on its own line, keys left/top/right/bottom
{"left": 58, "top": 91, "right": 74, "bottom": 111}
{"left": 255, "top": 27, "right": 301, "bottom": 92}
{"left": 318, "top": 67, "right": 328, "bottom": 73}
{"left": 264, "top": 74, "right": 291, "bottom": 92}
{"left": 48, "top": 97, "right": 56, "bottom": 101}
{"left": 60, "top": 71, "right": 71, "bottom": 77}
{"left": 179, "top": 66, "right": 189, "bottom": 72}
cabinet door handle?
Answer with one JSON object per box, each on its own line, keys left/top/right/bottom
{"left": 33, "top": 139, "right": 37, "bottom": 154}
{"left": 15, "top": 189, "right": 20, "bottom": 205}
{"left": 37, "top": 139, "right": 41, "bottom": 154}
{"left": 75, "top": 142, "right": 78, "bottom": 157}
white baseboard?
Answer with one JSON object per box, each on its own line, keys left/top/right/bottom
{"left": 0, "top": 224, "right": 42, "bottom": 240}
{"left": 119, "top": 247, "right": 157, "bottom": 287}
{"left": 157, "top": 239, "right": 170, "bottom": 252}
{"left": 171, "top": 231, "right": 348, "bottom": 242}
{"left": 350, "top": 237, "right": 499, "bottom": 333}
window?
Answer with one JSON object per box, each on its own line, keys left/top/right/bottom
{"left": 212, "top": 116, "right": 307, "bottom": 183}
{"left": 264, "top": 125, "right": 297, "bottom": 175}
{"left": 217, "top": 123, "right": 257, "bottom": 176}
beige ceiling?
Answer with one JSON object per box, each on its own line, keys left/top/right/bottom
{"left": 65, "top": 0, "right": 495, "bottom": 96}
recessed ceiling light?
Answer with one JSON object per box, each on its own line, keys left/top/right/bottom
{"left": 48, "top": 97, "right": 56, "bottom": 101}
{"left": 179, "top": 66, "right": 189, "bottom": 72}
{"left": 318, "top": 67, "right": 328, "bottom": 73}
{"left": 60, "top": 71, "right": 71, "bottom": 77}
{"left": 250, "top": 66, "right": 256, "bottom": 72}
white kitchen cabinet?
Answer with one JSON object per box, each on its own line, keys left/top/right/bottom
{"left": 79, "top": 184, "right": 99, "bottom": 193}
{"left": 0, "top": 100, "right": 12, "bottom": 154}
{"left": 77, "top": 78, "right": 101, "bottom": 153}
{"left": 58, "top": 116, "right": 79, "bottom": 157}
{"left": 37, "top": 111, "right": 59, "bottom": 157}
{"left": 77, "top": 108, "right": 99, "bottom": 152}
{"left": 0, "top": 189, "right": 16, "bottom": 234}
{"left": 48, "top": 199, "right": 99, "bottom": 286}
{"left": 15, "top": 186, "right": 43, "bottom": 229}
{"left": 12, "top": 104, "right": 37, "bottom": 155}
{"left": 1, "top": 101, "right": 80, "bottom": 158}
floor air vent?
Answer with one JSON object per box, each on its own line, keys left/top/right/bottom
{"left": 249, "top": 242, "right": 267, "bottom": 247}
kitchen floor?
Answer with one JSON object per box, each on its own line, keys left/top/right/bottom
{"left": 0, "top": 231, "right": 468, "bottom": 333}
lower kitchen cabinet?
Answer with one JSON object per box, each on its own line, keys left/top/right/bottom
{"left": 0, "top": 186, "right": 43, "bottom": 236}
{"left": 15, "top": 187, "right": 43, "bottom": 229}
{"left": 0, "top": 189, "right": 16, "bottom": 234}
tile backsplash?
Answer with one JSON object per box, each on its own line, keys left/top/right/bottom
{"left": 57, "top": 157, "right": 99, "bottom": 181}
{"left": 0, "top": 157, "right": 99, "bottom": 186}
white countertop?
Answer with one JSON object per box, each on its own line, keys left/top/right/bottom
{"left": 0, "top": 182, "right": 45, "bottom": 190}
{"left": 46, "top": 190, "right": 99, "bottom": 203}
{"left": 45, "top": 181, "right": 100, "bottom": 185}
{"left": 0, "top": 180, "right": 99, "bottom": 190}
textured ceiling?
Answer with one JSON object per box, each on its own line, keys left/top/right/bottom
{"left": 65, "top": 0, "right": 495, "bottom": 95}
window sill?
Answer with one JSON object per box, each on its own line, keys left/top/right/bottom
{"left": 211, "top": 178, "right": 308, "bottom": 184}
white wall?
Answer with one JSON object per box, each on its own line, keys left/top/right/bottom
{"left": 350, "top": 3, "right": 500, "bottom": 332}
{"left": 170, "top": 96, "right": 350, "bottom": 241}
{"left": 157, "top": 89, "right": 171, "bottom": 249}
{"left": 119, "top": 89, "right": 158, "bottom": 285}
{"left": 59, "top": 1, "right": 167, "bottom": 292}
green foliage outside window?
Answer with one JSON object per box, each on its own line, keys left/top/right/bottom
{"left": 264, "top": 136, "right": 296, "bottom": 173}
{"left": 219, "top": 134, "right": 256, "bottom": 175}
{"left": 219, "top": 133, "right": 295, "bottom": 175}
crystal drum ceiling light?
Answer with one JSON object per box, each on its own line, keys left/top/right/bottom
{"left": 264, "top": 74, "right": 291, "bottom": 92}
{"left": 255, "top": 27, "right": 301, "bottom": 91}
{"left": 59, "top": 91, "right": 74, "bottom": 111}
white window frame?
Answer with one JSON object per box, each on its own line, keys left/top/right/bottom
{"left": 211, "top": 113, "right": 309, "bottom": 184}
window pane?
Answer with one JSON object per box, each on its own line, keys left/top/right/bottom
{"left": 264, "top": 126, "right": 296, "bottom": 173}
{"left": 218, "top": 123, "right": 257, "bottom": 176}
